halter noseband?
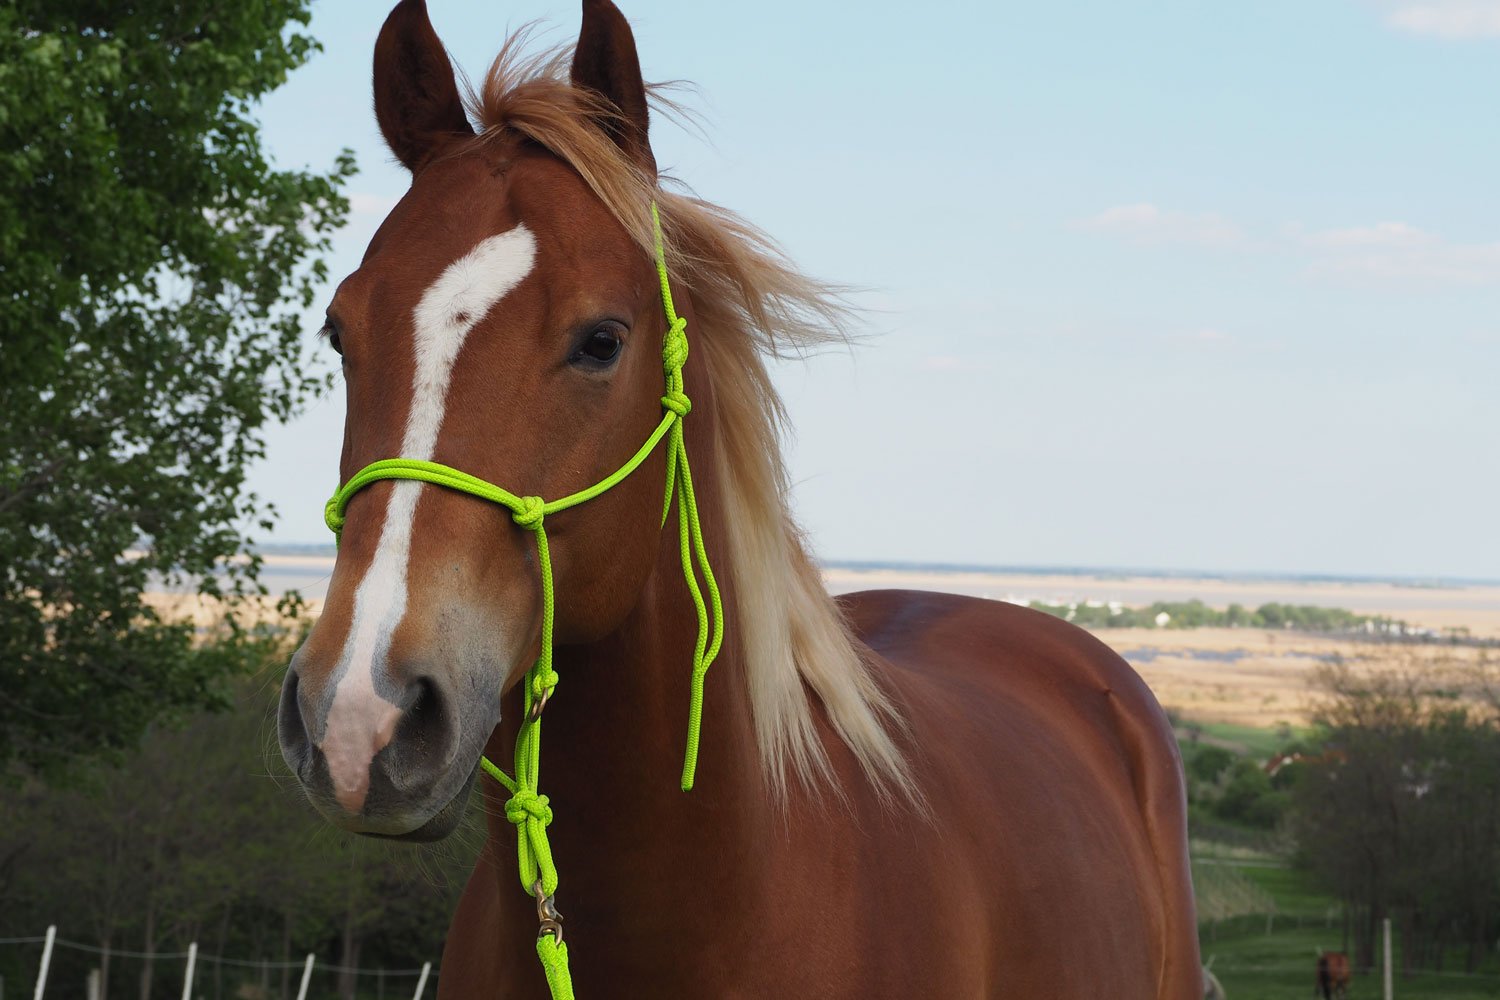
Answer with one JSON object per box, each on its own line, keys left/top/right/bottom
{"left": 322, "top": 203, "right": 723, "bottom": 996}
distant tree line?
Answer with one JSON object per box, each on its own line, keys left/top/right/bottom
{"left": 1030, "top": 597, "right": 1404, "bottom": 633}
{"left": 1292, "top": 654, "right": 1500, "bottom": 975}
{"left": 0, "top": 639, "right": 476, "bottom": 1000}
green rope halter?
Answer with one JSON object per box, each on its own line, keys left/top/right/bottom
{"left": 323, "top": 203, "right": 723, "bottom": 998}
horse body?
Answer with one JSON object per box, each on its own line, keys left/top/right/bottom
{"left": 442, "top": 575, "right": 1196, "bottom": 997}
{"left": 278, "top": 1, "right": 1201, "bottom": 995}
{"left": 1316, "top": 951, "right": 1352, "bottom": 998}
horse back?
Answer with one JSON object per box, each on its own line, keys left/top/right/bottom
{"left": 838, "top": 589, "right": 1201, "bottom": 998}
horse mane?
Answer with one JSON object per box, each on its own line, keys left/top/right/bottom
{"left": 464, "top": 35, "right": 912, "bottom": 803}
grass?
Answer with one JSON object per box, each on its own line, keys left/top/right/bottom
{"left": 1202, "top": 921, "right": 1500, "bottom": 1000}
{"left": 1189, "top": 720, "right": 1308, "bottom": 757}
{"left": 1190, "top": 752, "right": 1500, "bottom": 998}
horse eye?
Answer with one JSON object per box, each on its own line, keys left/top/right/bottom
{"left": 322, "top": 320, "right": 343, "bottom": 357}
{"left": 574, "top": 326, "right": 622, "bottom": 366}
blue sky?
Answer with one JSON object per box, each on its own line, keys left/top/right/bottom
{"left": 252, "top": 0, "right": 1500, "bottom": 579}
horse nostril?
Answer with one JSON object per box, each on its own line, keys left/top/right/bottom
{"left": 390, "top": 676, "right": 458, "bottom": 781}
{"left": 277, "top": 667, "right": 312, "bottom": 774}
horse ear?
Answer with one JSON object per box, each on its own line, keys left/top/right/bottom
{"left": 373, "top": 0, "right": 474, "bottom": 172}
{"left": 570, "top": 0, "right": 656, "bottom": 176}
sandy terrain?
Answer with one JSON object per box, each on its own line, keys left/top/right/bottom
{"left": 821, "top": 567, "right": 1498, "bottom": 729}
{"left": 167, "top": 558, "right": 1496, "bottom": 732}
{"left": 1085, "top": 627, "right": 1489, "bottom": 730}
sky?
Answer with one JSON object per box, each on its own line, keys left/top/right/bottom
{"left": 250, "top": 0, "right": 1500, "bottom": 580}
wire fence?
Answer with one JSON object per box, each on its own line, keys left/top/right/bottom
{"left": 0, "top": 930, "right": 436, "bottom": 1000}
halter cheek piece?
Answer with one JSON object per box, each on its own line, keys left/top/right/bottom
{"left": 323, "top": 203, "right": 723, "bottom": 997}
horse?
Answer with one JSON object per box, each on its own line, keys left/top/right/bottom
{"left": 1316, "top": 951, "right": 1352, "bottom": 999}
{"left": 275, "top": 1, "right": 1202, "bottom": 995}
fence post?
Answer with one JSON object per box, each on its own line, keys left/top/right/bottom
{"left": 31, "top": 925, "right": 56, "bottom": 1000}
{"left": 293, "top": 955, "right": 315, "bottom": 1000}
{"left": 180, "top": 942, "right": 198, "bottom": 1000}
{"left": 86, "top": 970, "right": 100, "bottom": 1000}
{"left": 411, "top": 962, "right": 431, "bottom": 1000}
{"left": 1382, "top": 916, "right": 1393, "bottom": 1000}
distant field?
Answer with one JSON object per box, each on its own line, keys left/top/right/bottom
{"left": 242, "top": 557, "right": 1500, "bottom": 631}
{"left": 821, "top": 565, "right": 1500, "bottom": 638}
{"left": 155, "top": 560, "right": 1496, "bottom": 733}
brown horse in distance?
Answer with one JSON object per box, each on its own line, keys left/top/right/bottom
{"left": 276, "top": 0, "right": 1202, "bottom": 995}
{"left": 1317, "top": 951, "right": 1352, "bottom": 998}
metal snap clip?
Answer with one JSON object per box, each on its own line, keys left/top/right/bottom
{"left": 533, "top": 880, "right": 564, "bottom": 944}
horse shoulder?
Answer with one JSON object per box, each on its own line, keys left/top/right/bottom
{"left": 837, "top": 588, "right": 1200, "bottom": 997}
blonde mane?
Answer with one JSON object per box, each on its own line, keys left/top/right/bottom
{"left": 465, "top": 38, "right": 912, "bottom": 802}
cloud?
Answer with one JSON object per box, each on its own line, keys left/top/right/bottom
{"left": 1375, "top": 1, "right": 1500, "bottom": 39}
{"left": 1299, "top": 221, "right": 1500, "bottom": 285}
{"left": 1301, "top": 221, "right": 1433, "bottom": 249}
{"left": 1075, "top": 200, "right": 1500, "bottom": 287}
{"left": 1074, "top": 203, "right": 1243, "bottom": 248}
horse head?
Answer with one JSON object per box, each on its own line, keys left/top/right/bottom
{"left": 277, "top": 0, "right": 681, "bottom": 839}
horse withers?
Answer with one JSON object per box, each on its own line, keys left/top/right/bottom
{"left": 276, "top": 0, "right": 1202, "bottom": 995}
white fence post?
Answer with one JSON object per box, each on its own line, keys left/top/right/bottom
{"left": 1383, "top": 916, "right": 1393, "bottom": 1000}
{"left": 411, "top": 962, "right": 431, "bottom": 1000}
{"left": 294, "top": 954, "right": 315, "bottom": 1000}
{"left": 31, "top": 925, "right": 56, "bottom": 1000}
{"left": 85, "top": 970, "right": 100, "bottom": 1000}
{"left": 180, "top": 942, "right": 197, "bottom": 1000}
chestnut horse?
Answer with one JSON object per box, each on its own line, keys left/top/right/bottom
{"left": 1316, "top": 951, "right": 1352, "bottom": 998}
{"left": 277, "top": 1, "right": 1201, "bottom": 996}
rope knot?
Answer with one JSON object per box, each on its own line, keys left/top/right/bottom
{"left": 512, "top": 495, "right": 545, "bottom": 531}
{"left": 323, "top": 496, "right": 345, "bottom": 535}
{"left": 661, "top": 318, "right": 689, "bottom": 372}
{"left": 660, "top": 389, "right": 692, "bottom": 418}
{"left": 505, "top": 789, "right": 553, "bottom": 827}
{"left": 530, "top": 667, "right": 559, "bottom": 703}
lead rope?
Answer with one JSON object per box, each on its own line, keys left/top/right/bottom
{"left": 324, "top": 203, "right": 722, "bottom": 999}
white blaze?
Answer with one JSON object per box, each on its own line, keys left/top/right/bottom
{"left": 322, "top": 225, "right": 537, "bottom": 811}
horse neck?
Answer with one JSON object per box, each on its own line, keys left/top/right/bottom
{"left": 482, "top": 374, "right": 775, "bottom": 927}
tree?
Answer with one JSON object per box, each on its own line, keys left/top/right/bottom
{"left": 0, "top": 0, "right": 355, "bottom": 770}
{"left": 0, "top": 659, "right": 470, "bottom": 998}
{"left": 1292, "top": 656, "right": 1500, "bottom": 973}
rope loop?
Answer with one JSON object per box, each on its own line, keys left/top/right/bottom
{"left": 660, "top": 389, "right": 692, "bottom": 418}
{"left": 505, "top": 789, "right": 554, "bottom": 827}
{"left": 512, "top": 495, "right": 546, "bottom": 531}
